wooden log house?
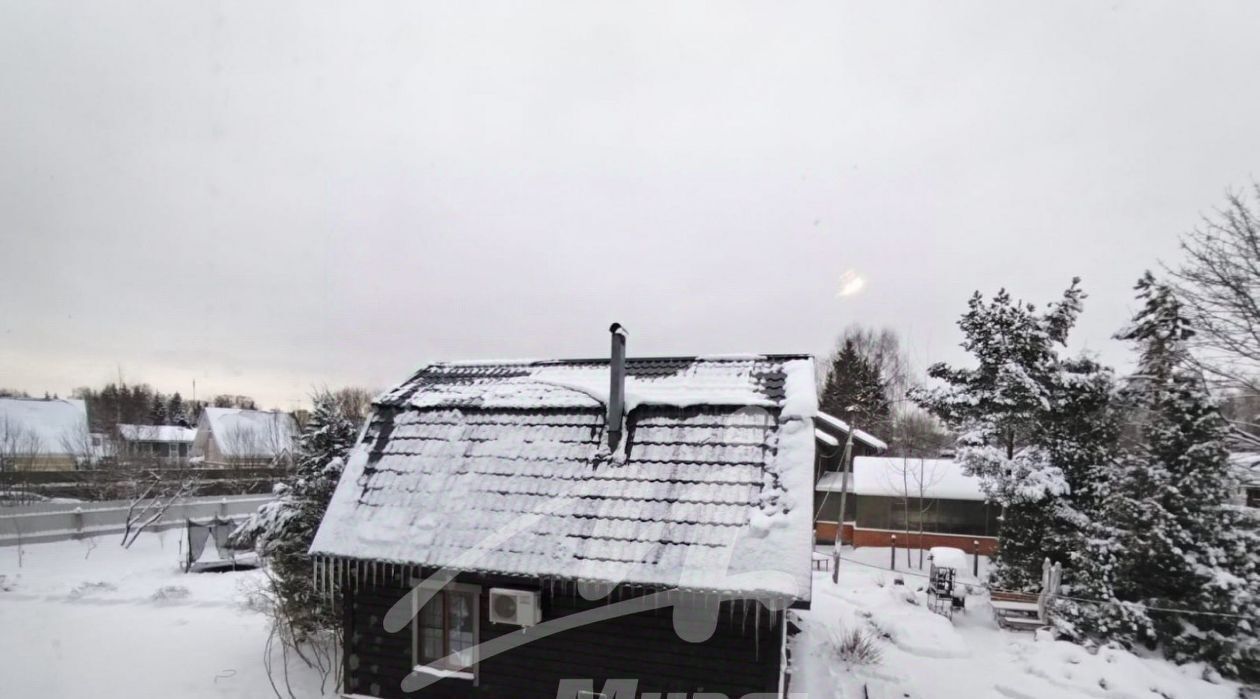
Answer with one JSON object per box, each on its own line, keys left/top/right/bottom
{"left": 310, "top": 327, "right": 817, "bottom": 698}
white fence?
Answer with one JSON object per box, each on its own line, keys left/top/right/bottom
{"left": 0, "top": 494, "right": 272, "bottom": 547}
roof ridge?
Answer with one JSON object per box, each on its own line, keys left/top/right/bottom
{"left": 423, "top": 353, "right": 813, "bottom": 369}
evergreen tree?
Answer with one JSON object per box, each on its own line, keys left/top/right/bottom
{"left": 166, "top": 392, "right": 189, "bottom": 427}
{"left": 149, "top": 393, "right": 168, "bottom": 425}
{"left": 1082, "top": 273, "right": 1260, "bottom": 679}
{"left": 231, "top": 391, "right": 359, "bottom": 641}
{"left": 185, "top": 399, "right": 205, "bottom": 425}
{"left": 913, "top": 279, "right": 1121, "bottom": 589}
{"left": 820, "top": 338, "right": 889, "bottom": 436}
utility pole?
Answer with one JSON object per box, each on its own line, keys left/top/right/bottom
{"left": 831, "top": 409, "right": 858, "bottom": 584}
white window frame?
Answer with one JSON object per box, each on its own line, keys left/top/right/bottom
{"left": 410, "top": 579, "right": 480, "bottom": 683}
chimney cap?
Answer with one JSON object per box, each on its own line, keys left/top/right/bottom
{"left": 609, "top": 322, "right": 628, "bottom": 336}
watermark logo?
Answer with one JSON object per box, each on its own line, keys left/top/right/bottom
{"left": 556, "top": 679, "right": 805, "bottom": 699}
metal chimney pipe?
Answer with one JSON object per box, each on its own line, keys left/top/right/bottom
{"left": 607, "top": 323, "right": 628, "bottom": 450}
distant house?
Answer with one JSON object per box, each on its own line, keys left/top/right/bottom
{"left": 816, "top": 456, "right": 1000, "bottom": 555}
{"left": 811, "top": 411, "right": 888, "bottom": 544}
{"left": 115, "top": 424, "right": 197, "bottom": 464}
{"left": 0, "top": 397, "right": 90, "bottom": 471}
{"left": 190, "top": 408, "right": 297, "bottom": 468}
{"left": 309, "top": 329, "right": 817, "bottom": 699}
{"left": 89, "top": 433, "right": 113, "bottom": 463}
{"left": 1228, "top": 452, "right": 1260, "bottom": 509}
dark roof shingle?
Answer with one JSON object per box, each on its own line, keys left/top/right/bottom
{"left": 311, "top": 356, "right": 817, "bottom": 601}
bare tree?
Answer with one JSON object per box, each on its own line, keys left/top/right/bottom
{"left": 1220, "top": 391, "right": 1260, "bottom": 445}
{"left": 59, "top": 423, "right": 109, "bottom": 471}
{"left": 887, "top": 409, "right": 952, "bottom": 459}
{"left": 0, "top": 418, "right": 44, "bottom": 504}
{"left": 119, "top": 462, "right": 198, "bottom": 548}
{"left": 1166, "top": 185, "right": 1260, "bottom": 445}
{"left": 882, "top": 454, "right": 947, "bottom": 569}
{"left": 842, "top": 325, "right": 911, "bottom": 403}
{"left": 62, "top": 429, "right": 129, "bottom": 502}
{"left": 0, "top": 418, "right": 42, "bottom": 472}
{"left": 108, "top": 426, "right": 200, "bottom": 546}
{"left": 887, "top": 410, "right": 952, "bottom": 567}
{"left": 332, "top": 386, "right": 373, "bottom": 423}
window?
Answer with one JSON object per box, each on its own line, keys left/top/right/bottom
{"left": 1247, "top": 487, "right": 1259, "bottom": 509}
{"left": 412, "top": 583, "right": 479, "bottom": 679}
{"left": 856, "top": 496, "right": 996, "bottom": 536}
{"left": 815, "top": 490, "right": 846, "bottom": 523}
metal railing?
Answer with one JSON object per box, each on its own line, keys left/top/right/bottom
{"left": 0, "top": 493, "right": 272, "bottom": 546}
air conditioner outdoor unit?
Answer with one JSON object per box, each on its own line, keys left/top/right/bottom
{"left": 489, "top": 588, "right": 541, "bottom": 627}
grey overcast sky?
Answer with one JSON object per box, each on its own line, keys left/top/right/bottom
{"left": 3, "top": 1, "right": 1260, "bottom": 410}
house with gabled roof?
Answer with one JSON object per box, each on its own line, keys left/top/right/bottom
{"left": 310, "top": 325, "right": 817, "bottom": 699}
{"left": 816, "top": 456, "right": 1001, "bottom": 555}
{"left": 0, "top": 397, "right": 90, "bottom": 471}
{"left": 115, "top": 424, "right": 197, "bottom": 464}
{"left": 1228, "top": 452, "right": 1260, "bottom": 509}
{"left": 811, "top": 410, "right": 888, "bottom": 544}
{"left": 190, "top": 407, "right": 297, "bottom": 468}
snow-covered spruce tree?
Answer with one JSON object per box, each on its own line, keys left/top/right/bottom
{"left": 166, "top": 392, "right": 190, "bottom": 427}
{"left": 232, "top": 391, "right": 359, "bottom": 655}
{"left": 1099, "top": 273, "right": 1259, "bottom": 679}
{"left": 913, "top": 279, "right": 1121, "bottom": 590}
{"left": 820, "top": 337, "right": 889, "bottom": 435}
{"left": 149, "top": 394, "right": 168, "bottom": 425}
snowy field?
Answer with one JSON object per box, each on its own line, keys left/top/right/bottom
{"left": 0, "top": 531, "right": 326, "bottom": 698}
{"left": 792, "top": 546, "right": 1248, "bottom": 699}
{"left": 0, "top": 533, "right": 1249, "bottom": 698}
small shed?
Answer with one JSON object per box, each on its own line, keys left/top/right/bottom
{"left": 310, "top": 329, "right": 817, "bottom": 699}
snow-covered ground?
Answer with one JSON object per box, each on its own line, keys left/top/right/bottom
{"left": 792, "top": 546, "right": 1246, "bottom": 699}
{"left": 0, "top": 531, "right": 326, "bottom": 698}
{"left": 1, "top": 534, "right": 1248, "bottom": 698}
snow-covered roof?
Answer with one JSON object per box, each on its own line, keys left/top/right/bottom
{"left": 312, "top": 355, "right": 818, "bottom": 602}
{"left": 0, "top": 398, "right": 88, "bottom": 454}
{"left": 1228, "top": 452, "right": 1260, "bottom": 484}
{"left": 117, "top": 424, "right": 196, "bottom": 443}
{"left": 853, "top": 457, "right": 986, "bottom": 501}
{"left": 928, "top": 546, "right": 969, "bottom": 572}
{"left": 200, "top": 408, "right": 297, "bottom": 458}
{"left": 376, "top": 356, "right": 818, "bottom": 415}
{"left": 813, "top": 411, "right": 888, "bottom": 452}
{"left": 814, "top": 471, "right": 852, "bottom": 493}
{"left": 816, "top": 457, "right": 987, "bottom": 502}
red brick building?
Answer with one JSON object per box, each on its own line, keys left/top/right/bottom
{"left": 814, "top": 454, "right": 1000, "bottom": 556}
